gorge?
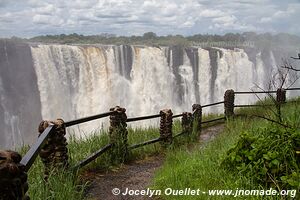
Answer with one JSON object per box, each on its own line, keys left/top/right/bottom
{"left": 0, "top": 39, "right": 299, "bottom": 149}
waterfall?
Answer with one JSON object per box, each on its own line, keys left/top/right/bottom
{"left": 1, "top": 41, "right": 299, "bottom": 148}
{"left": 31, "top": 44, "right": 285, "bottom": 138}
{"left": 214, "top": 48, "right": 256, "bottom": 107}
{"left": 177, "top": 51, "right": 196, "bottom": 112}
{"left": 198, "top": 48, "right": 212, "bottom": 113}
{"left": 31, "top": 45, "right": 178, "bottom": 136}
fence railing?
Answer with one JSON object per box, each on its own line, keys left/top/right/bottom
{"left": 1, "top": 87, "right": 299, "bottom": 199}
{"left": 20, "top": 125, "right": 55, "bottom": 171}
{"left": 65, "top": 111, "right": 114, "bottom": 127}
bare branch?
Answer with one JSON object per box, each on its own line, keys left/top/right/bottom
{"left": 286, "top": 75, "right": 300, "bottom": 89}
{"left": 290, "top": 53, "right": 300, "bottom": 60}
{"left": 252, "top": 84, "right": 277, "bottom": 119}
{"left": 283, "top": 55, "right": 300, "bottom": 71}
{"left": 290, "top": 57, "right": 300, "bottom": 60}
{"left": 236, "top": 114, "right": 291, "bottom": 129}
{"left": 282, "top": 65, "right": 300, "bottom": 71}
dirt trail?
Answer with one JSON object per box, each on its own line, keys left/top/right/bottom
{"left": 84, "top": 124, "right": 224, "bottom": 200}
{"left": 199, "top": 124, "right": 224, "bottom": 143}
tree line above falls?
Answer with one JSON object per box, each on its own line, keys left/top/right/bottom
{"left": 7, "top": 32, "right": 300, "bottom": 49}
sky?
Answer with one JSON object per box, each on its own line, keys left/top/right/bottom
{"left": 0, "top": 0, "right": 300, "bottom": 38}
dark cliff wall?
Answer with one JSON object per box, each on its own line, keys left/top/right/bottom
{"left": 0, "top": 39, "right": 42, "bottom": 148}
{"left": 185, "top": 48, "right": 200, "bottom": 103}
{"left": 113, "top": 45, "right": 133, "bottom": 80}
{"left": 204, "top": 47, "right": 223, "bottom": 103}
{"left": 168, "top": 46, "right": 184, "bottom": 105}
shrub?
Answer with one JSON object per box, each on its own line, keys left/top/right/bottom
{"left": 222, "top": 124, "right": 300, "bottom": 189}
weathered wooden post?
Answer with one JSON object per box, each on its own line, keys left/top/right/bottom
{"left": 276, "top": 88, "right": 286, "bottom": 104}
{"left": 275, "top": 88, "right": 286, "bottom": 122}
{"left": 224, "top": 89, "right": 235, "bottom": 118}
{"left": 38, "top": 119, "right": 69, "bottom": 180}
{"left": 181, "top": 112, "right": 193, "bottom": 135}
{"left": 109, "top": 106, "right": 128, "bottom": 164}
{"left": 0, "top": 150, "right": 29, "bottom": 200}
{"left": 192, "top": 104, "right": 202, "bottom": 132}
{"left": 159, "top": 109, "right": 173, "bottom": 147}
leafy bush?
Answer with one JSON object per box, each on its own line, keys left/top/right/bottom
{"left": 222, "top": 124, "right": 300, "bottom": 189}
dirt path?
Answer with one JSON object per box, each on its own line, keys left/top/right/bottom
{"left": 199, "top": 124, "right": 224, "bottom": 143}
{"left": 83, "top": 124, "right": 224, "bottom": 200}
{"left": 83, "top": 156, "right": 164, "bottom": 200}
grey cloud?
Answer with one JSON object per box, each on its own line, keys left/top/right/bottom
{"left": 0, "top": 0, "right": 8, "bottom": 7}
{"left": 33, "top": 4, "right": 57, "bottom": 16}
{"left": 113, "top": 19, "right": 153, "bottom": 25}
{"left": 95, "top": 13, "right": 132, "bottom": 19}
{"left": 0, "top": 0, "right": 299, "bottom": 37}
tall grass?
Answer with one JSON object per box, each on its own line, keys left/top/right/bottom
{"left": 152, "top": 119, "right": 269, "bottom": 200}
{"left": 152, "top": 99, "right": 300, "bottom": 200}
{"left": 21, "top": 100, "right": 278, "bottom": 200}
{"left": 24, "top": 121, "right": 164, "bottom": 199}
{"left": 23, "top": 111, "right": 224, "bottom": 200}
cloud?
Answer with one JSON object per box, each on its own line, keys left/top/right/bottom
{"left": 0, "top": 0, "right": 299, "bottom": 37}
{"left": 260, "top": 17, "right": 272, "bottom": 23}
{"left": 0, "top": 0, "right": 9, "bottom": 7}
{"left": 213, "top": 15, "right": 237, "bottom": 26}
{"left": 0, "top": 12, "right": 14, "bottom": 23}
{"left": 199, "top": 9, "right": 226, "bottom": 18}
{"left": 34, "top": 4, "right": 56, "bottom": 16}
{"left": 257, "top": 2, "right": 300, "bottom": 35}
{"left": 33, "top": 15, "right": 64, "bottom": 26}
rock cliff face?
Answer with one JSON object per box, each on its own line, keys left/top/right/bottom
{"left": 1, "top": 40, "right": 299, "bottom": 148}
{"left": 0, "top": 40, "right": 41, "bottom": 148}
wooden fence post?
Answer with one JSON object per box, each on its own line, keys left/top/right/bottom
{"left": 38, "top": 119, "right": 68, "bottom": 180}
{"left": 224, "top": 89, "right": 235, "bottom": 118}
{"left": 159, "top": 109, "right": 173, "bottom": 146}
{"left": 181, "top": 112, "right": 193, "bottom": 135}
{"left": 192, "top": 104, "right": 202, "bottom": 132}
{"left": 0, "top": 150, "right": 29, "bottom": 200}
{"left": 276, "top": 88, "right": 286, "bottom": 104}
{"left": 109, "top": 106, "right": 128, "bottom": 164}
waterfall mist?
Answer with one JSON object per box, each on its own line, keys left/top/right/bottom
{"left": 1, "top": 41, "right": 299, "bottom": 149}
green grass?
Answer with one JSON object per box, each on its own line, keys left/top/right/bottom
{"left": 152, "top": 119, "right": 270, "bottom": 200}
{"left": 152, "top": 99, "right": 300, "bottom": 200}
{"left": 22, "top": 112, "right": 223, "bottom": 200}
{"left": 24, "top": 123, "right": 164, "bottom": 200}
{"left": 21, "top": 98, "right": 299, "bottom": 200}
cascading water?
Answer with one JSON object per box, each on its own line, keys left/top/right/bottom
{"left": 177, "top": 51, "right": 196, "bottom": 112}
{"left": 30, "top": 44, "right": 285, "bottom": 136}
{"left": 197, "top": 48, "right": 212, "bottom": 112}
{"left": 130, "top": 47, "right": 176, "bottom": 116}
{"left": 1, "top": 41, "right": 299, "bottom": 148}
{"left": 214, "top": 48, "right": 257, "bottom": 108}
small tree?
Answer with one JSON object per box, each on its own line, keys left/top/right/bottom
{"left": 252, "top": 57, "right": 299, "bottom": 123}
{"left": 222, "top": 55, "right": 300, "bottom": 191}
{"left": 142, "top": 32, "right": 157, "bottom": 40}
